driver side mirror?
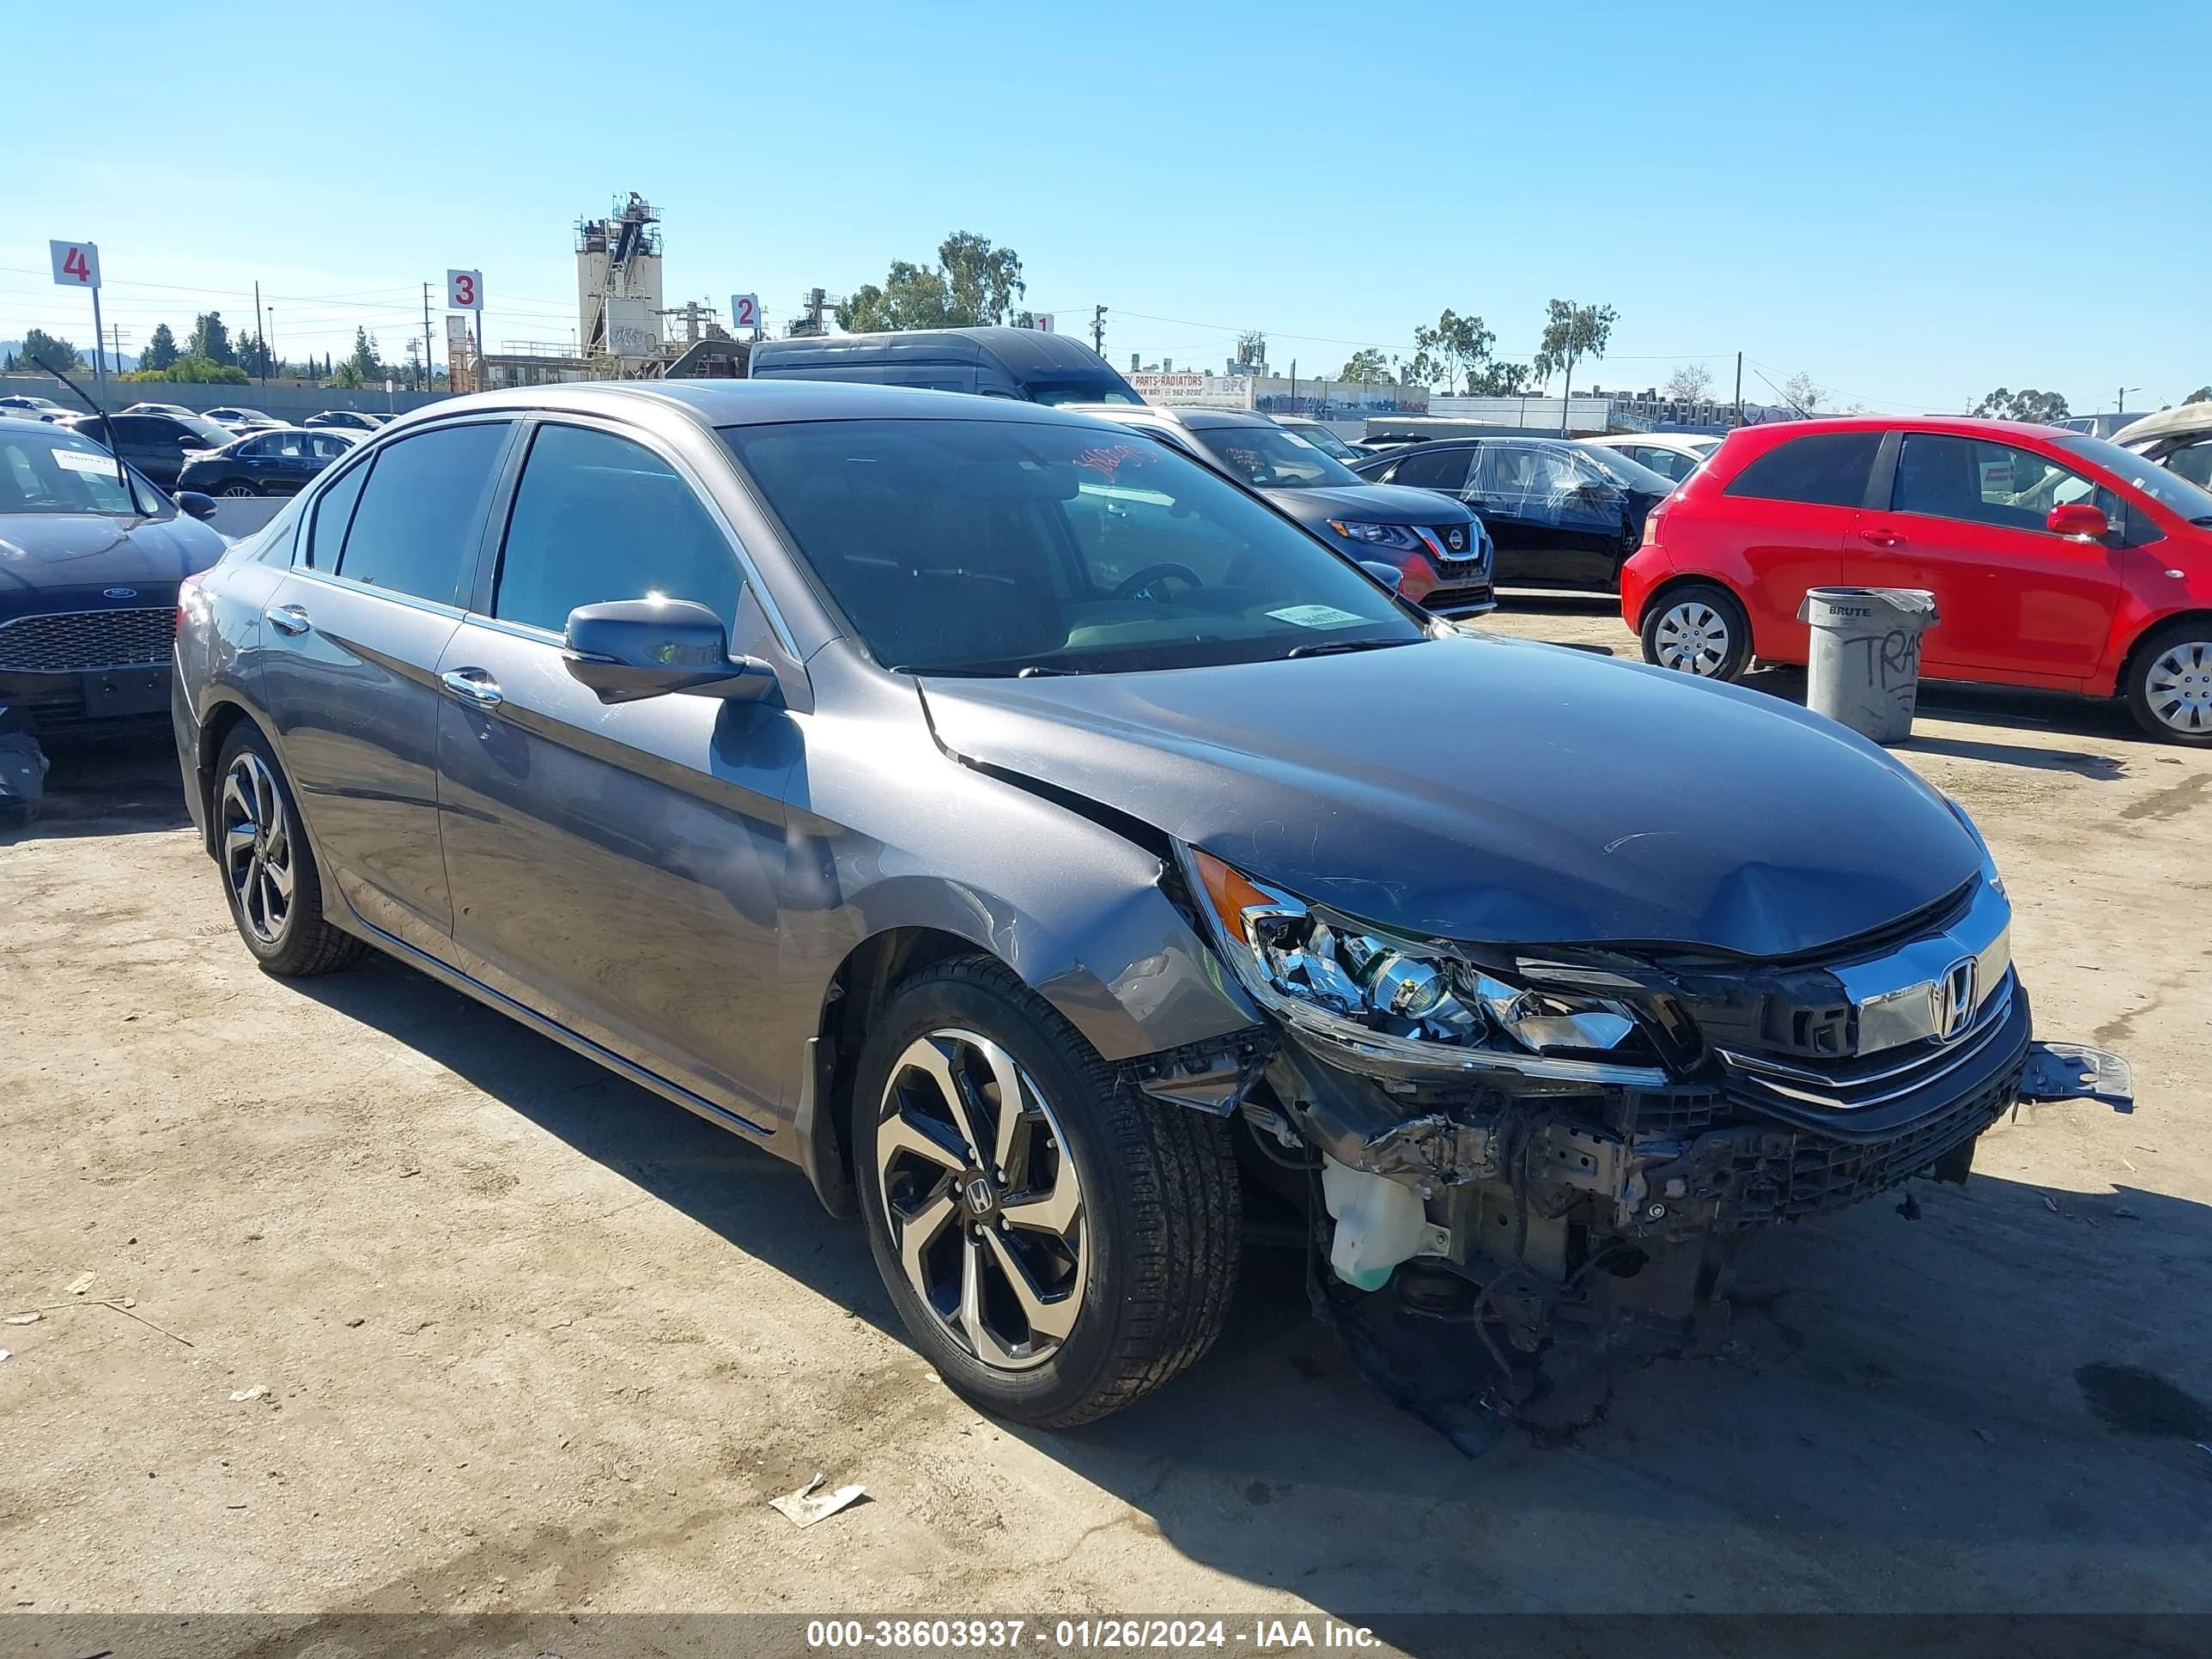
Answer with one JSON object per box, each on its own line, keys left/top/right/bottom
{"left": 175, "top": 490, "right": 217, "bottom": 523}
{"left": 562, "top": 599, "right": 776, "bottom": 705}
{"left": 2047, "top": 501, "right": 2110, "bottom": 541}
{"left": 1358, "top": 560, "right": 1406, "bottom": 592}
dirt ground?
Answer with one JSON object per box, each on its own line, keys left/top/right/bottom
{"left": 3, "top": 597, "right": 2210, "bottom": 1652}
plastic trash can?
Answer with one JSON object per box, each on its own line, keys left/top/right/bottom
{"left": 1797, "top": 586, "right": 1938, "bottom": 745}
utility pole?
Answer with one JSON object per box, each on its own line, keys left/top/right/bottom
{"left": 2118, "top": 386, "right": 2140, "bottom": 413}
{"left": 266, "top": 306, "right": 277, "bottom": 378}
{"left": 422, "top": 284, "right": 434, "bottom": 393}
{"left": 1735, "top": 350, "right": 1744, "bottom": 425}
{"left": 1091, "top": 303, "right": 1106, "bottom": 355}
{"left": 254, "top": 280, "right": 265, "bottom": 383}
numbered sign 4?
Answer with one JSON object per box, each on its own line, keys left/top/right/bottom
{"left": 447, "top": 269, "right": 483, "bottom": 311}
{"left": 729, "top": 294, "right": 759, "bottom": 331}
{"left": 50, "top": 240, "right": 101, "bottom": 289}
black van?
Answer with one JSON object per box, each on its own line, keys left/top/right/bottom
{"left": 746, "top": 326, "right": 1142, "bottom": 405}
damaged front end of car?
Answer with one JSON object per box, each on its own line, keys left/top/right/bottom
{"left": 1154, "top": 842, "right": 2132, "bottom": 1450}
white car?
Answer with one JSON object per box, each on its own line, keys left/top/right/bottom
{"left": 0, "top": 395, "right": 71, "bottom": 422}
{"left": 1583, "top": 431, "right": 1722, "bottom": 484}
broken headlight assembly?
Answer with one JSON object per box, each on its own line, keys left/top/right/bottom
{"left": 1182, "top": 847, "right": 1668, "bottom": 1084}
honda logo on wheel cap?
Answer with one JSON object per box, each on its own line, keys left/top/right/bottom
{"left": 1932, "top": 958, "right": 1978, "bottom": 1041}
{"left": 963, "top": 1176, "right": 994, "bottom": 1215}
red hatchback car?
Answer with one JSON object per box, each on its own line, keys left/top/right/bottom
{"left": 1620, "top": 416, "right": 2212, "bottom": 743}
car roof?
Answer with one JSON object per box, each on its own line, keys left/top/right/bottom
{"left": 386, "top": 378, "right": 1147, "bottom": 435}
{"left": 750, "top": 325, "right": 1119, "bottom": 377}
{"left": 1588, "top": 432, "right": 1714, "bottom": 453}
{"left": 1054, "top": 402, "right": 1277, "bottom": 432}
{"left": 2113, "top": 404, "right": 2212, "bottom": 447}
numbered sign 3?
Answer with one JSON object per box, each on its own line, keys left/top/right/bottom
{"left": 729, "top": 294, "right": 759, "bottom": 331}
{"left": 447, "top": 269, "right": 483, "bottom": 311}
{"left": 50, "top": 240, "right": 101, "bottom": 289}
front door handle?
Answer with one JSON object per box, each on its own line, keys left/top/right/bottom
{"left": 264, "top": 603, "right": 311, "bottom": 635}
{"left": 1857, "top": 526, "right": 1905, "bottom": 548}
{"left": 440, "top": 667, "right": 503, "bottom": 708}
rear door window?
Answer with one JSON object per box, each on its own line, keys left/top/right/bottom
{"left": 491, "top": 423, "right": 740, "bottom": 635}
{"left": 1387, "top": 447, "right": 1473, "bottom": 491}
{"left": 331, "top": 422, "right": 511, "bottom": 605}
{"left": 1723, "top": 431, "right": 1882, "bottom": 507}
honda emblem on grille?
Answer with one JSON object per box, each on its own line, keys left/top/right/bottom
{"left": 102, "top": 586, "right": 138, "bottom": 599}
{"left": 1932, "top": 957, "right": 1978, "bottom": 1042}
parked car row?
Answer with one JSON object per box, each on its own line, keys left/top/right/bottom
{"left": 167, "top": 379, "right": 2123, "bottom": 1432}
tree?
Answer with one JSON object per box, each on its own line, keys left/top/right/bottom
{"left": 20, "top": 327, "right": 82, "bottom": 372}
{"left": 165, "top": 355, "right": 247, "bottom": 386}
{"left": 1778, "top": 371, "right": 1826, "bottom": 415}
{"left": 1407, "top": 309, "right": 1496, "bottom": 396}
{"left": 330, "top": 359, "right": 365, "bottom": 390}
{"left": 348, "top": 327, "right": 382, "bottom": 380}
{"left": 1970, "top": 386, "right": 2069, "bottom": 423}
{"left": 236, "top": 331, "right": 275, "bottom": 379}
{"left": 1664, "top": 362, "right": 1715, "bottom": 403}
{"left": 837, "top": 231, "right": 1026, "bottom": 332}
{"left": 138, "top": 322, "right": 179, "bottom": 373}
{"left": 188, "top": 311, "right": 235, "bottom": 367}
{"left": 1531, "top": 300, "right": 1618, "bottom": 414}
{"left": 1338, "top": 348, "right": 1391, "bottom": 383}
{"left": 1468, "top": 361, "right": 1533, "bottom": 396}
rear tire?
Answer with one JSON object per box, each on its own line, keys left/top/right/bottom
{"left": 216, "top": 480, "right": 259, "bottom": 497}
{"left": 213, "top": 725, "right": 367, "bottom": 975}
{"left": 1642, "top": 582, "right": 1752, "bottom": 681}
{"left": 2124, "top": 621, "right": 2212, "bottom": 745}
{"left": 853, "top": 956, "right": 1241, "bottom": 1427}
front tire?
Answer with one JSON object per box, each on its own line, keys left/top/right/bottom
{"left": 2125, "top": 622, "right": 2212, "bottom": 745}
{"left": 854, "top": 957, "right": 1241, "bottom": 1427}
{"left": 214, "top": 726, "right": 367, "bottom": 975}
{"left": 1642, "top": 582, "right": 1752, "bottom": 680}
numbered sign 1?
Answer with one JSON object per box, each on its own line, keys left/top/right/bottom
{"left": 447, "top": 269, "right": 483, "bottom": 311}
{"left": 50, "top": 240, "right": 101, "bottom": 289}
{"left": 1030, "top": 313, "right": 1054, "bottom": 333}
{"left": 729, "top": 294, "right": 760, "bottom": 331}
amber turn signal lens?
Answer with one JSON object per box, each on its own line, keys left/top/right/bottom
{"left": 1191, "top": 849, "right": 1274, "bottom": 936}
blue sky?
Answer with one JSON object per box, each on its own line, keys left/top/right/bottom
{"left": 6, "top": 0, "right": 2206, "bottom": 413}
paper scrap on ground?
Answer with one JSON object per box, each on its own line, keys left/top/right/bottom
{"left": 769, "top": 1472, "right": 866, "bottom": 1528}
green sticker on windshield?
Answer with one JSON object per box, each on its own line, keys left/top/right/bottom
{"left": 1267, "top": 604, "right": 1365, "bottom": 629}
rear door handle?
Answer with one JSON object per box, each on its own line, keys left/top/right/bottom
{"left": 440, "top": 667, "right": 503, "bottom": 708}
{"left": 1857, "top": 527, "right": 1905, "bottom": 548}
{"left": 264, "top": 603, "right": 311, "bottom": 635}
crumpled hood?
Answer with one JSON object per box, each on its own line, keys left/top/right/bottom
{"left": 1265, "top": 483, "right": 1475, "bottom": 526}
{"left": 921, "top": 634, "right": 1982, "bottom": 958}
{"left": 0, "top": 512, "right": 228, "bottom": 596}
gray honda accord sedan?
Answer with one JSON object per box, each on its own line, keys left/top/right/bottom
{"left": 173, "top": 381, "right": 2127, "bottom": 1431}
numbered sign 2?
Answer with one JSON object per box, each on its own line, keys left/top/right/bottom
{"left": 50, "top": 240, "right": 101, "bottom": 289}
{"left": 729, "top": 294, "right": 760, "bottom": 331}
{"left": 447, "top": 269, "right": 483, "bottom": 311}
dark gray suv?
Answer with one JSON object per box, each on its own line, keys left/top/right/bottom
{"left": 173, "top": 382, "right": 2124, "bottom": 1432}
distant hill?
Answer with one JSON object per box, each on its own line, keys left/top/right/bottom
{"left": 0, "top": 339, "right": 141, "bottom": 374}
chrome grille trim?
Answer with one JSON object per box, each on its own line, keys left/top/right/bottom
{"left": 1717, "top": 973, "right": 2016, "bottom": 1111}
{"left": 0, "top": 607, "right": 175, "bottom": 673}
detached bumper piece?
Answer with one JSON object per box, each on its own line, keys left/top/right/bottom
{"left": 2017, "top": 1041, "right": 2134, "bottom": 1112}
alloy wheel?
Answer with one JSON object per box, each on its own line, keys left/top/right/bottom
{"left": 874, "top": 1029, "right": 1085, "bottom": 1371}
{"left": 1653, "top": 599, "right": 1733, "bottom": 675}
{"left": 220, "top": 483, "right": 258, "bottom": 498}
{"left": 2144, "top": 640, "right": 2212, "bottom": 735}
{"left": 219, "top": 751, "right": 295, "bottom": 945}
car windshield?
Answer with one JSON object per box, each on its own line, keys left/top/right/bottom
{"left": 720, "top": 416, "right": 1424, "bottom": 677}
{"left": 1192, "top": 423, "right": 1368, "bottom": 489}
{"left": 1286, "top": 423, "right": 1364, "bottom": 462}
{"left": 1027, "top": 383, "right": 1140, "bottom": 407}
{"left": 1578, "top": 447, "right": 1677, "bottom": 493}
{"left": 176, "top": 416, "right": 236, "bottom": 447}
{"left": 0, "top": 425, "right": 161, "bottom": 517}
{"left": 2054, "top": 431, "right": 2212, "bottom": 523}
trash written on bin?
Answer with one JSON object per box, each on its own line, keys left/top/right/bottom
{"left": 1798, "top": 586, "right": 1938, "bottom": 746}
